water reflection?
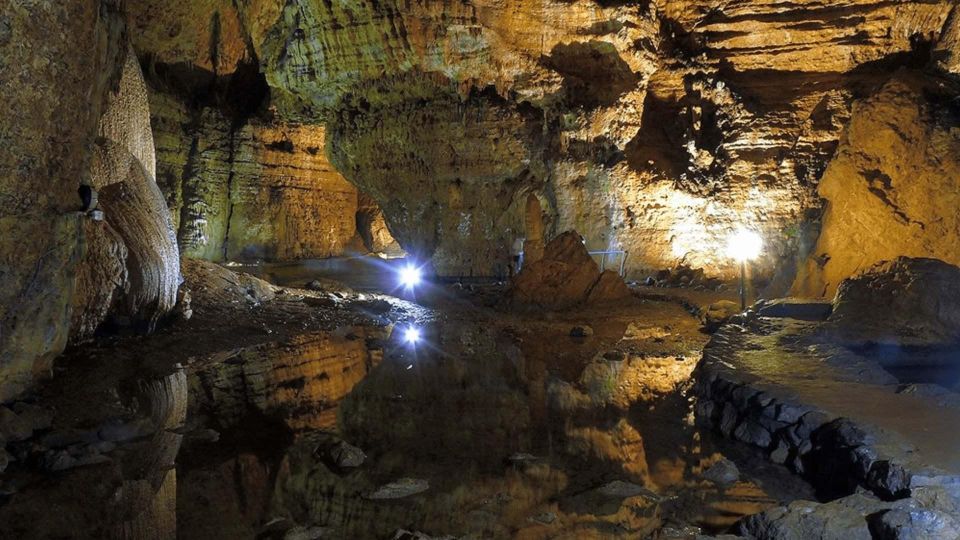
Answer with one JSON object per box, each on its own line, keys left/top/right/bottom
{"left": 0, "top": 288, "right": 813, "bottom": 539}
{"left": 0, "top": 368, "right": 186, "bottom": 539}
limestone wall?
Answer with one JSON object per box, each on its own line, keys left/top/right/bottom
{"left": 73, "top": 47, "right": 181, "bottom": 341}
{"left": 0, "top": 0, "right": 127, "bottom": 399}
{"left": 793, "top": 75, "right": 960, "bottom": 297}
{"left": 124, "top": 0, "right": 960, "bottom": 285}
{"left": 149, "top": 92, "right": 386, "bottom": 262}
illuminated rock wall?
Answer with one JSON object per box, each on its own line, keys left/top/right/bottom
{"left": 793, "top": 74, "right": 960, "bottom": 297}
{"left": 5, "top": 0, "right": 960, "bottom": 400}
{"left": 131, "top": 0, "right": 392, "bottom": 263}
{"left": 247, "top": 0, "right": 958, "bottom": 281}
{"left": 150, "top": 104, "right": 365, "bottom": 262}
{"left": 125, "top": 0, "right": 960, "bottom": 283}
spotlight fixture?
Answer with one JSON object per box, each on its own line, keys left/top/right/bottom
{"left": 403, "top": 325, "right": 421, "bottom": 345}
{"left": 726, "top": 228, "right": 763, "bottom": 263}
{"left": 398, "top": 264, "right": 423, "bottom": 289}
{"left": 725, "top": 228, "right": 763, "bottom": 311}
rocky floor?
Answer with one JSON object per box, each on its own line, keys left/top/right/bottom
{"left": 0, "top": 260, "right": 821, "bottom": 539}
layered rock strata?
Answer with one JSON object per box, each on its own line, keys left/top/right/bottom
{"left": 150, "top": 99, "right": 374, "bottom": 262}
{"left": 119, "top": 0, "right": 958, "bottom": 283}
{"left": 74, "top": 47, "right": 181, "bottom": 340}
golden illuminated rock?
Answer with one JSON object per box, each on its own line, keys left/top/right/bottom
{"left": 793, "top": 75, "right": 960, "bottom": 297}
{"left": 122, "top": 0, "right": 960, "bottom": 283}
{"left": 5, "top": 0, "right": 960, "bottom": 401}
{"left": 510, "top": 231, "right": 632, "bottom": 310}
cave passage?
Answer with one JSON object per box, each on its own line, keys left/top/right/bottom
{"left": 4, "top": 1, "right": 960, "bottom": 539}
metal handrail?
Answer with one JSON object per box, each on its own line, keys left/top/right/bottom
{"left": 588, "top": 250, "right": 628, "bottom": 277}
{"left": 512, "top": 248, "right": 629, "bottom": 278}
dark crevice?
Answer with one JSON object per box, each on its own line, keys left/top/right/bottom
{"left": 221, "top": 126, "right": 241, "bottom": 261}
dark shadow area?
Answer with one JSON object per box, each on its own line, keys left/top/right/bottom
{"left": 544, "top": 41, "right": 637, "bottom": 109}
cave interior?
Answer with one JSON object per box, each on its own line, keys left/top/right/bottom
{"left": 2, "top": 1, "right": 960, "bottom": 538}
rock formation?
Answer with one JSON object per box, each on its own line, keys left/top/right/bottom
{"left": 150, "top": 100, "right": 377, "bottom": 262}
{"left": 793, "top": 75, "right": 960, "bottom": 297}
{"left": 825, "top": 257, "right": 960, "bottom": 349}
{"left": 510, "top": 231, "right": 631, "bottom": 310}
{"left": 5, "top": 0, "right": 960, "bottom": 399}
{"left": 74, "top": 47, "right": 181, "bottom": 339}
{"left": 114, "top": 0, "right": 954, "bottom": 282}
{"left": 0, "top": 0, "right": 127, "bottom": 399}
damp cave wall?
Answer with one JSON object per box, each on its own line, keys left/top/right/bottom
{"left": 4, "top": 0, "right": 960, "bottom": 400}
{"left": 132, "top": 0, "right": 960, "bottom": 288}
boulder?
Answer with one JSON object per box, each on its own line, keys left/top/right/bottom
{"left": 757, "top": 298, "right": 832, "bottom": 321}
{"left": 702, "top": 457, "right": 740, "bottom": 486}
{"left": 510, "top": 231, "right": 631, "bottom": 310}
{"left": 703, "top": 301, "right": 740, "bottom": 332}
{"left": 587, "top": 270, "right": 634, "bottom": 304}
{"left": 365, "top": 478, "right": 429, "bottom": 500}
{"left": 328, "top": 441, "right": 365, "bottom": 468}
{"left": 739, "top": 493, "right": 890, "bottom": 540}
{"left": 181, "top": 258, "right": 277, "bottom": 307}
{"left": 826, "top": 257, "right": 960, "bottom": 347}
{"left": 872, "top": 508, "right": 960, "bottom": 540}
{"left": 305, "top": 278, "right": 353, "bottom": 294}
{"left": 11, "top": 402, "right": 53, "bottom": 432}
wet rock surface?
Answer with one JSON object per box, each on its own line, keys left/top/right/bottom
{"left": 693, "top": 275, "right": 960, "bottom": 536}
{"left": 0, "top": 266, "right": 815, "bottom": 539}
{"left": 825, "top": 257, "right": 960, "bottom": 349}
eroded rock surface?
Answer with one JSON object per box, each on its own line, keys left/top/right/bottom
{"left": 510, "top": 231, "right": 631, "bottom": 310}
{"left": 793, "top": 75, "right": 960, "bottom": 297}
{"left": 825, "top": 257, "right": 960, "bottom": 349}
{"left": 150, "top": 102, "right": 376, "bottom": 262}
{"left": 75, "top": 47, "right": 181, "bottom": 339}
{"left": 122, "top": 0, "right": 960, "bottom": 284}
{"left": 0, "top": 0, "right": 126, "bottom": 399}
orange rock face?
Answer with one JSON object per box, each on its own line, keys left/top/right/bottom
{"left": 125, "top": 0, "right": 960, "bottom": 287}
{"left": 792, "top": 75, "right": 960, "bottom": 297}
{"left": 510, "top": 231, "right": 632, "bottom": 310}
{"left": 149, "top": 95, "right": 395, "bottom": 262}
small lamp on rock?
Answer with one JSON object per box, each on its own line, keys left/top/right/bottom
{"left": 725, "top": 228, "right": 763, "bottom": 311}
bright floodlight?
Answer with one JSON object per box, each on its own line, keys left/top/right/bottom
{"left": 725, "top": 228, "right": 763, "bottom": 262}
{"left": 399, "top": 264, "right": 423, "bottom": 288}
{"left": 403, "top": 326, "right": 421, "bottom": 345}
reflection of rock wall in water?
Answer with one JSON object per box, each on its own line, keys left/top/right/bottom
{"left": 0, "top": 369, "right": 187, "bottom": 539}
{"left": 189, "top": 329, "right": 385, "bottom": 432}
